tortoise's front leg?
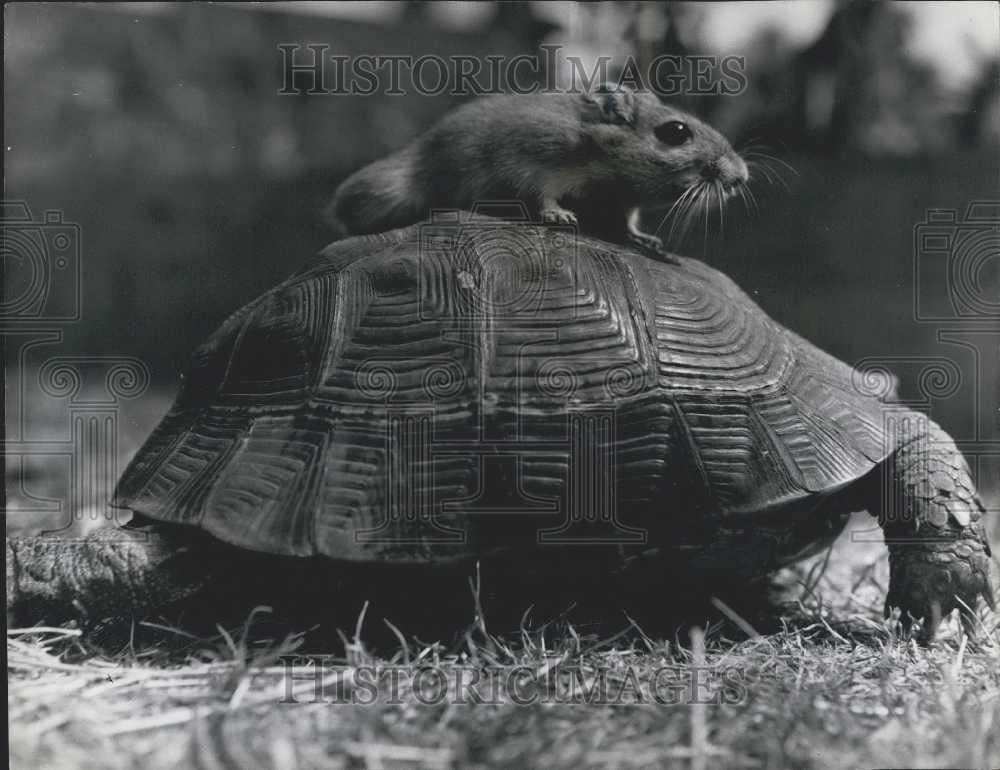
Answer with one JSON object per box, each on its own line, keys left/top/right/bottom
{"left": 6, "top": 524, "right": 215, "bottom": 627}
{"left": 870, "top": 416, "right": 995, "bottom": 640}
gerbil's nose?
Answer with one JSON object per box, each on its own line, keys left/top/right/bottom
{"left": 700, "top": 161, "right": 721, "bottom": 181}
{"left": 703, "top": 155, "right": 749, "bottom": 186}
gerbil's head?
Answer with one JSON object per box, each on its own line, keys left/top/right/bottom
{"left": 582, "top": 85, "right": 748, "bottom": 205}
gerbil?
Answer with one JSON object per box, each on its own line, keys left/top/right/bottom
{"left": 328, "top": 86, "right": 749, "bottom": 262}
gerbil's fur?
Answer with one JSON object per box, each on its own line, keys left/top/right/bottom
{"left": 328, "top": 87, "right": 748, "bottom": 258}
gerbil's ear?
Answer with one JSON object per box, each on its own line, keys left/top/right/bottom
{"left": 583, "top": 83, "right": 637, "bottom": 127}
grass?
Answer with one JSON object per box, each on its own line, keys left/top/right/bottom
{"left": 8, "top": 518, "right": 1000, "bottom": 770}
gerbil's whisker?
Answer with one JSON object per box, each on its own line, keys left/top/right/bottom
{"left": 697, "top": 182, "right": 710, "bottom": 247}
{"left": 662, "top": 183, "right": 700, "bottom": 244}
{"left": 668, "top": 192, "right": 694, "bottom": 246}
{"left": 690, "top": 184, "right": 708, "bottom": 241}
{"left": 746, "top": 159, "right": 776, "bottom": 187}
{"left": 744, "top": 151, "right": 798, "bottom": 191}
{"left": 675, "top": 183, "right": 704, "bottom": 245}
{"left": 715, "top": 180, "right": 725, "bottom": 235}
{"left": 750, "top": 151, "right": 799, "bottom": 177}
{"left": 666, "top": 194, "right": 690, "bottom": 244}
{"left": 735, "top": 184, "right": 747, "bottom": 215}
{"left": 747, "top": 157, "right": 791, "bottom": 193}
{"left": 737, "top": 183, "right": 757, "bottom": 220}
{"left": 741, "top": 145, "right": 798, "bottom": 198}
{"left": 662, "top": 183, "right": 697, "bottom": 229}
{"left": 740, "top": 142, "right": 794, "bottom": 164}
{"left": 740, "top": 143, "right": 780, "bottom": 157}
{"left": 744, "top": 183, "right": 761, "bottom": 218}
{"left": 656, "top": 182, "right": 697, "bottom": 237}
{"left": 658, "top": 192, "right": 686, "bottom": 242}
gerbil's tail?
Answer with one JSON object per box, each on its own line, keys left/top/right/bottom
{"left": 325, "top": 146, "right": 427, "bottom": 236}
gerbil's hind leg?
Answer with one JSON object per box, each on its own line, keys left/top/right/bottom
{"left": 626, "top": 208, "right": 679, "bottom": 264}
{"left": 540, "top": 197, "right": 578, "bottom": 226}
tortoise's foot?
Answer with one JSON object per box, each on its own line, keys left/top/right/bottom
{"left": 6, "top": 524, "right": 214, "bottom": 628}
{"left": 876, "top": 417, "right": 996, "bottom": 642}
{"left": 885, "top": 531, "right": 994, "bottom": 641}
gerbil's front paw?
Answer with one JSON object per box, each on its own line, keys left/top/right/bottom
{"left": 626, "top": 231, "right": 680, "bottom": 265}
{"left": 541, "top": 207, "right": 578, "bottom": 226}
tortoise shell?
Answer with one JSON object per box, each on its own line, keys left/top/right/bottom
{"left": 114, "top": 217, "right": 892, "bottom": 570}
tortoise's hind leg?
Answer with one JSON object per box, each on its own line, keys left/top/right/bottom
{"left": 869, "top": 415, "right": 995, "bottom": 640}
{"left": 6, "top": 521, "right": 222, "bottom": 628}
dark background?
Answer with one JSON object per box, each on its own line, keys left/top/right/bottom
{"left": 4, "top": 1, "right": 998, "bottom": 532}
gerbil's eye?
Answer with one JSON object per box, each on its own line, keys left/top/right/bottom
{"left": 655, "top": 121, "right": 692, "bottom": 146}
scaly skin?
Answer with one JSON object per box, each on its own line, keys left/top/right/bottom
{"left": 5, "top": 524, "right": 216, "bottom": 627}
{"left": 873, "top": 418, "right": 995, "bottom": 640}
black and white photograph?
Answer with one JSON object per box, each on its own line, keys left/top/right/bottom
{"left": 5, "top": 1, "right": 999, "bottom": 767}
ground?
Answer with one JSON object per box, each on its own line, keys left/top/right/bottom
{"left": 8, "top": 515, "right": 1000, "bottom": 770}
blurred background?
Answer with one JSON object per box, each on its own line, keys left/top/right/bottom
{"left": 4, "top": 1, "right": 998, "bottom": 535}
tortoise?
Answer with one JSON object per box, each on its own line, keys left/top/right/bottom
{"left": 6, "top": 215, "right": 995, "bottom": 640}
